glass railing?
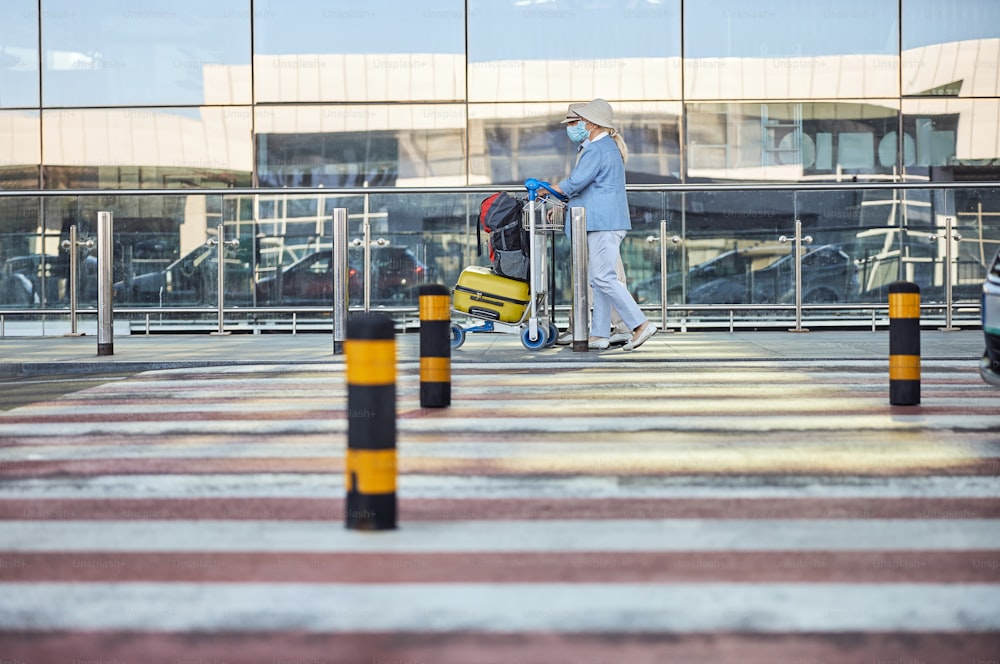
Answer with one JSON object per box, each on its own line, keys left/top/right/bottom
{"left": 0, "top": 182, "right": 996, "bottom": 335}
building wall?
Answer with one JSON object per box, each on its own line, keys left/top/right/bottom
{"left": 1, "top": 1, "right": 998, "bottom": 313}
{"left": 1, "top": 0, "right": 998, "bottom": 191}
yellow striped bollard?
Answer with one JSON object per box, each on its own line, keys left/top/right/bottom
{"left": 344, "top": 314, "right": 397, "bottom": 530}
{"left": 419, "top": 284, "right": 452, "bottom": 408}
{"left": 888, "top": 281, "right": 921, "bottom": 405}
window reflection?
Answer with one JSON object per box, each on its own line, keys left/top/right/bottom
{"left": 468, "top": 0, "right": 681, "bottom": 101}
{"left": 684, "top": 0, "right": 898, "bottom": 99}
{"left": 902, "top": 99, "right": 1000, "bottom": 172}
{"left": 686, "top": 102, "right": 900, "bottom": 181}
{"left": 902, "top": 0, "right": 1000, "bottom": 50}
{"left": 0, "top": 110, "right": 40, "bottom": 189}
{"left": 255, "top": 105, "right": 466, "bottom": 187}
{"left": 41, "top": 0, "right": 250, "bottom": 107}
{"left": 902, "top": 1, "right": 1000, "bottom": 97}
{"left": 254, "top": 0, "right": 464, "bottom": 102}
{"left": 0, "top": 0, "right": 39, "bottom": 108}
{"left": 469, "top": 102, "right": 680, "bottom": 185}
{"left": 42, "top": 108, "right": 252, "bottom": 189}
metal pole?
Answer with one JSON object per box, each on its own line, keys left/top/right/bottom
{"left": 96, "top": 211, "right": 114, "bottom": 356}
{"left": 570, "top": 206, "right": 589, "bottom": 352}
{"left": 363, "top": 192, "right": 371, "bottom": 313}
{"left": 782, "top": 219, "right": 812, "bottom": 333}
{"left": 212, "top": 223, "right": 228, "bottom": 335}
{"left": 333, "top": 207, "right": 348, "bottom": 354}
{"left": 62, "top": 225, "right": 81, "bottom": 336}
{"left": 939, "top": 215, "right": 960, "bottom": 331}
{"left": 659, "top": 220, "right": 668, "bottom": 331}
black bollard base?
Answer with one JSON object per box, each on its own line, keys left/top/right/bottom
{"left": 420, "top": 381, "right": 451, "bottom": 408}
{"left": 890, "top": 380, "right": 921, "bottom": 406}
{"left": 97, "top": 343, "right": 113, "bottom": 356}
{"left": 346, "top": 491, "right": 397, "bottom": 530}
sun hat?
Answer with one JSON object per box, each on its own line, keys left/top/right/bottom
{"left": 571, "top": 98, "right": 615, "bottom": 130}
{"left": 560, "top": 102, "right": 586, "bottom": 123}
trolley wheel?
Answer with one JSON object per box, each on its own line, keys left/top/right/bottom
{"left": 545, "top": 322, "right": 559, "bottom": 347}
{"left": 450, "top": 323, "right": 466, "bottom": 349}
{"left": 521, "top": 325, "right": 548, "bottom": 350}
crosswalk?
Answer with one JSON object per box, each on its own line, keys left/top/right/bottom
{"left": 0, "top": 359, "right": 998, "bottom": 662}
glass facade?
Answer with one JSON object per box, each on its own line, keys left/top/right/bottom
{"left": 1, "top": 0, "right": 998, "bottom": 327}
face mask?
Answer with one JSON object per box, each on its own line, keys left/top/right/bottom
{"left": 566, "top": 120, "right": 589, "bottom": 143}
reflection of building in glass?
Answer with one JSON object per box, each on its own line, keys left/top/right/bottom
{"left": 0, "top": 1, "right": 998, "bottom": 314}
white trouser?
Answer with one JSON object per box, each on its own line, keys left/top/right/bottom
{"left": 587, "top": 230, "right": 645, "bottom": 338}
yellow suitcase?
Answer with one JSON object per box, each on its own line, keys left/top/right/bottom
{"left": 453, "top": 265, "right": 530, "bottom": 323}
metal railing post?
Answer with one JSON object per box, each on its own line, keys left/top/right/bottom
{"left": 208, "top": 223, "right": 239, "bottom": 336}
{"left": 935, "top": 215, "right": 961, "bottom": 331}
{"left": 61, "top": 224, "right": 93, "bottom": 337}
{"left": 333, "top": 207, "right": 349, "bottom": 354}
{"left": 570, "top": 206, "right": 589, "bottom": 352}
{"left": 646, "top": 220, "right": 680, "bottom": 333}
{"left": 780, "top": 219, "right": 812, "bottom": 333}
{"left": 96, "top": 211, "right": 114, "bottom": 356}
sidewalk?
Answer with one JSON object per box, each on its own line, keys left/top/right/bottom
{"left": 0, "top": 327, "right": 985, "bottom": 376}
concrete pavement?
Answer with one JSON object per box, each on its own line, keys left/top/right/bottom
{"left": 0, "top": 326, "right": 987, "bottom": 376}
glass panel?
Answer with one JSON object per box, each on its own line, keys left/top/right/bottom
{"left": 0, "top": 0, "right": 39, "bottom": 108}
{"left": 255, "top": 105, "right": 466, "bottom": 188}
{"left": 469, "top": 102, "right": 681, "bottom": 186}
{"left": 0, "top": 110, "right": 40, "bottom": 189}
{"left": 42, "top": 107, "right": 253, "bottom": 189}
{"left": 253, "top": 0, "right": 464, "bottom": 103}
{"left": 797, "top": 186, "right": 1000, "bottom": 306}
{"left": 902, "top": 99, "right": 1000, "bottom": 175}
{"left": 903, "top": 1, "right": 1000, "bottom": 97}
{"left": 955, "top": 187, "right": 1000, "bottom": 299}
{"left": 684, "top": 0, "right": 899, "bottom": 99}
{"left": 674, "top": 191, "right": 792, "bottom": 309}
{"left": 4, "top": 186, "right": 996, "bottom": 328}
{"left": 468, "top": 0, "right": 681, "bottom": 102}
{"left": 41, "top": 0, "right": 251, "bottom": 107}
{"left": 0, "top": 196, "right": 42, "bottom": 309}
{"left": 686, "top": 101, "right": 899, "bottom": 182}
{"left": 250, "top": 191, "right": 471, "bottom": 309}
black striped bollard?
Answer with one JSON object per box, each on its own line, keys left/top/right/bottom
{"left": 345, "top": 314, "right": 397, "bottom": 530}
{"left": 888, "top": 281, "right": 921, "bottom": 405}
{"left": 419, "top": 284, "right": 452, "bottom": 408}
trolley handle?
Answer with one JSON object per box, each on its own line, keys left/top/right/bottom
{"left": 524, "top": 178, "right": 568, "bottom": 203}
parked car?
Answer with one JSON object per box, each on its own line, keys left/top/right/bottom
{"left": 633, "top": 244, "right": 858, "bottom": 305}
{"left": 980, "top": 248, "right": 1000, "bottom": 387}
{"left": 6, "top": 254, "right": 64, "bottom": 304}
{"left": 0, "top": 269, "right": 36, "bottom": 306}
{"left": 113, "top": 243, "right": 252, "bottom": 305}
{"left": 747, "top": 244, "right": 859, "bottom": 304}
{"left": 255, "top": 246, "right": 429, "bottom": 305}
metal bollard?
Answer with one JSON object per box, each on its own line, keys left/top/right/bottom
{"left": 96, "top": 212, "right": 114, "bottom": 356}
{"left": 570, "top": 206, "right": 589, "bottom": 352}
{"left": 332, "top": 207, "right": 349, "bottom": 354}
{"left": 344, "top": 314, "right": 397, "bottom": 530}
{"left": 418, "top": 284, "right": 451, "bottom": 408}
{"left": 888, "top": 281, "right": 921, "bottom": 405}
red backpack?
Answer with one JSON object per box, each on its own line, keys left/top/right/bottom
{"left": 478, "top": 192, "right": 528, "bottom": 280}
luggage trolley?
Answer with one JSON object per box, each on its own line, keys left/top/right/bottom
{"left": 451, "top": 178, "right": 568, "bottom": 350}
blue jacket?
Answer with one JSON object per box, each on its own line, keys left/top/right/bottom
{"left": 557, "top": 134, "right": 630, "bottom": 232}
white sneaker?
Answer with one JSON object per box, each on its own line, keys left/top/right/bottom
{"left": 608, "top": 331, "right": 631, "bottom": 346}
{"left": 623, "top": 323, "right": 657, "bottom": 352}
{"left": 555, "top": 330, "right": 573, "bottom": 346}
{"left": 588, "top": 337, "right": 610, "bottom": 350}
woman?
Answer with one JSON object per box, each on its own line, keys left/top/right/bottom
{"left": 551, "top": 99, "right": 657, "bottom": 351}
